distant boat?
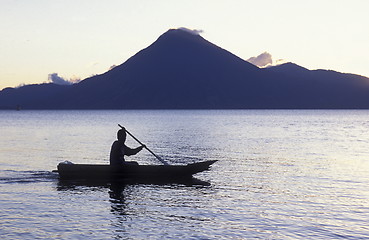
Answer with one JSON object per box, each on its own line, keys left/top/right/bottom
{"left": 55, "top": 160, "right": 217, "bottom": 182}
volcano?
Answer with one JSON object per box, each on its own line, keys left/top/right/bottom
{"left": 1, "top": 28, "right": 369, "bottom": 109}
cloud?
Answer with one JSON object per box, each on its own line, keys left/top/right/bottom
{"left": 48, "top": 73, "right": 80, "bottom": 85}
{"left": 275, "top": 58, "right": 287, "bottom": 65}
{"left": 69, "top": 76, "right": 82, "bottom": 84}
{"left": 109, "top": 65, "right": 117, "bottom": 70}
{"left": 177, "top": 27, "right": 204, "bottom": 35}
{"left": 247, "top": 52, "right": 273, "bottom": 68}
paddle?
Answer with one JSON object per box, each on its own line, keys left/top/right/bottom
{"left": 118, "top": 124, "right": 169, "bottom": 165}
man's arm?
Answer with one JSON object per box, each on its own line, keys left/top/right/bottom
{"left": 124, "top": 145, "right": 144, "bottom": 156}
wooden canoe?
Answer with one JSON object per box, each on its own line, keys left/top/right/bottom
{"left": 56, "top": 160, "right": 217, "bottom": 181}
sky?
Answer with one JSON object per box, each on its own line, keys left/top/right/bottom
{"left": 1, "top": 0, "right": 368, "bottom": 90}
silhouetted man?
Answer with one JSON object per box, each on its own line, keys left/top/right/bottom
{"left": 110, "top": 127, "right": 144, "bottom": 165}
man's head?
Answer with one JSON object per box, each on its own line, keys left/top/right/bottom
{"left": 117, "top": 129, "right": 126, "bottom": 142}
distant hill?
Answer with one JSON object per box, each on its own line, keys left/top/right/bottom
{"left": 264, "top": 63, "right": 369, "bottom": 108}
{"left": 1, "top": 28, "right": 369, "bottom": 109}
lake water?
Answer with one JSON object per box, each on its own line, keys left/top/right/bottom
{"left": 0, "top": 110, "right": 368, "bottom": 239}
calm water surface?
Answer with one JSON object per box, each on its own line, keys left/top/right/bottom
{"left": 0, "top": 110, "right": 368, "bottom": 239}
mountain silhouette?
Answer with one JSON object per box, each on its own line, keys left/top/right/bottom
{"left": 265, "top": 63, "right": 369, "bottom": 108}
{"left": 1, "top": 28, "right": 369, "bottom": 109}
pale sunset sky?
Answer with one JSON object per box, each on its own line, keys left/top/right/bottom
{"left": 1, "top": 0, "right": 368, "bottom": 90}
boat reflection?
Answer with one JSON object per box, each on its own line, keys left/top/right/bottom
{"left": 109, "top": 183, "right": 129, "bottom": 220}
{"left": 56, "top": 177, "right": 211, "bottom": 191}
{"left": 56, "top": 177, "right": 212, "bottom": 239}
